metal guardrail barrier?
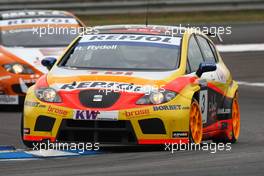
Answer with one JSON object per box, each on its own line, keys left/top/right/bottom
{"left": 0, "top": 0, "right": 264, "bottom": 14}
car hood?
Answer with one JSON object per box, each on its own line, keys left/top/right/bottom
{"left": 3, "top": 47, "right": 65, "bottom": 73}
{"left": 47, "top": 66, "right": 179, "bottom": 92}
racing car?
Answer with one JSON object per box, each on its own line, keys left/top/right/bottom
{"left": 22, "top": 25, "right": 240, "bottom": 147}
{"left": 0, "top": 10, "right": 85, "bottom": 105}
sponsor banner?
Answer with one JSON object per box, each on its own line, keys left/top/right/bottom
{"left": 80, "top": 34, "right": 181, "bottom": 46}
{"left": 73, "top": 110, "right": 118, "bottom": 121}
{"left": 0, "top": 18, "right": 78, "bottom": 26}
{"left": 172, "top": 131, "right": 189, "bottom": 138}
{"left": 0, "top": 95, "right": 19, "bottom": 104}
{"left": 24, "top": 101, "right": 46, "bottom": 108}
{"left": 1, "top": 11, "right": 68, "bottom": 19}
{"left": 47, "top": 106, "right": 69, "bottom": 117}
{"left": 59, "top": 81, "right": 142, "bottom": 91}
{"left": 217, "top": 108, "right": 231, "bottom": 114}
{"left": 153, "top": 105, "right": 181, "bottom": 111}
{"left": 51, "top": 66, "right": 174, "bottom": 80}
{"left": 55, "top": 81, "right": 164, "bottom": 95}
{"left": 124, "top": 109, "right": 150, "bottom": 119}
{"left": 88, "top": 71, "right": 133, "bottom": 76}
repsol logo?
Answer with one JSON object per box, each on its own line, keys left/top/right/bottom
{"left": 2, "top": 11, "right": 65, "bottom": 19}
{"left": 60, "top": 81, "right": 141, "bottom": 91}
{"left": 81, "top": 34, "right": 180, "bottom": 45}
{"left": 153, "top": 105, "right": 181, "bottom": 111}
{"left": 7, "top": 18, "right": 73, "bottom": 25}
{"left": 74, "top": 110, "right": 100, "bottom": 120}
{"left": 87, "top": 35, "right": 173, "bottom": 43}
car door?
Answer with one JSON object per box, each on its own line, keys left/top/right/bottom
{"left": 196, "top": 35, "right": 231, "bottom": 128}
{"left": 187, "top": 34, "right": 229, "bottom": 128}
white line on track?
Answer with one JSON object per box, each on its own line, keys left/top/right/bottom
{"left": 216, "top": 43, "right": 264, "bottom": 52}
{"left": 237, "top": 81, "right": 264, "bottom": 87}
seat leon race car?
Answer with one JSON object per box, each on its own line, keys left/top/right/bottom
{"left": 0, "top": 10, "right": 84, "bottom": 105}
{"left": 22, "top": 25, "right": 240, "bottom": 148}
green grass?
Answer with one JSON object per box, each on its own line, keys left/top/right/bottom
{"left": 78, "top": 10, "right": 264, "bottom": 26}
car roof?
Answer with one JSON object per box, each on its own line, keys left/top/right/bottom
{"left": 93, "top": 24, "right": 189, "bottom": 37}
{"left": 0, "top": 10, "right": 73, "bottom": 20}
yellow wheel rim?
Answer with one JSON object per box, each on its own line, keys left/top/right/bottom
{"left": 232, "top": 95, "right": 240, "bottom": 140}
{"left": 190, "top": 101, "right": 203, "bottom": 144}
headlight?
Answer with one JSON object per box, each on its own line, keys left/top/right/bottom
{"left": 35, "top": 87, "right": 61, "bottom": 103}
{"left": 136, "top": 90, "right": 177, "bottom": 105}
{"left": 3, "top": 63, "right": 34, "bottom": 74}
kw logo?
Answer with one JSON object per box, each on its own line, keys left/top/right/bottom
{"left": 74, "top": 110, "right": 100, "bottom": 120}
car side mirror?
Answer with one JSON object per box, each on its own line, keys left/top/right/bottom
{"left": 196, "top": 62, "right": 217, "bottom": 77}
{"left": 41, "top": 57, "right": 57, "bottom": 70}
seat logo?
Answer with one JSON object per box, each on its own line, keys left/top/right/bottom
{"left": 93, "top": 95, "right": 103, "bottom": 102}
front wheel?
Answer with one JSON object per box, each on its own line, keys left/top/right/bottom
{"left": 189, "top": 100, "right": 203, "bottom": 144}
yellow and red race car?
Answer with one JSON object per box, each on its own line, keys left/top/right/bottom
{"left": 22, "top": 25, "right": 240, "bottom": 147}
{"left": 0, "top": 10, "right": 84, "bottom": 105}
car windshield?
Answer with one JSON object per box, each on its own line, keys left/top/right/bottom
{"left": 0, "top": 28, "right": 78, "bottom": 47}
{"left": 61, "top": 34, "right": 181, "bottom": 70}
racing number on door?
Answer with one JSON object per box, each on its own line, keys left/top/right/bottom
{"left": 199, "top": 90, "right": 208, "bottom": 124}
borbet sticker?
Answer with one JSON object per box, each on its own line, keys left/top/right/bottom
{"left": 80, "top": 34, "right": 181, "bottom": 46}
{"left": 73, "top": 110, "right": 118, "bottom": 120}
{"left": 153, "top": 105, "right": 181, "bottom": 111}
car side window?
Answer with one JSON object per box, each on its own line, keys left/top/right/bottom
{"left": 196, "top": 36, "right": 216, "bottom": 62}
{"left": 187, "top": 35, "right": 204, "bottom": 73}
{"left": 208, "top": 42, "right": 219, "bottom": 62}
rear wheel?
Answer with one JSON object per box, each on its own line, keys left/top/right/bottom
{"left": 231, "top": 93, "right": 240, "bottom": 143}
{"left": 189, "top": 100, "right": 203, "bottom": 144}
{"left": 213, "top": 92, "right": 240, "bottom": 143}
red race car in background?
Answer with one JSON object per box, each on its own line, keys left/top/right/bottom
{"left": 0, "top": 10, "right": 85, "bottom": 105}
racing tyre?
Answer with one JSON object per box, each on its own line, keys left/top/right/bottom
{"left": 20, "top": 114, "right": 35, "bottom": 148}
{"left": 213, "top": 92, "right": 240, "bottom": 143}
{"left": 189, "top": 99, "right": 203, "bottom": 144}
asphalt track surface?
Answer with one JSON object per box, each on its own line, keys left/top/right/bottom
{"left": 1, "top": 25, "right": 264, "bottom": 176}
